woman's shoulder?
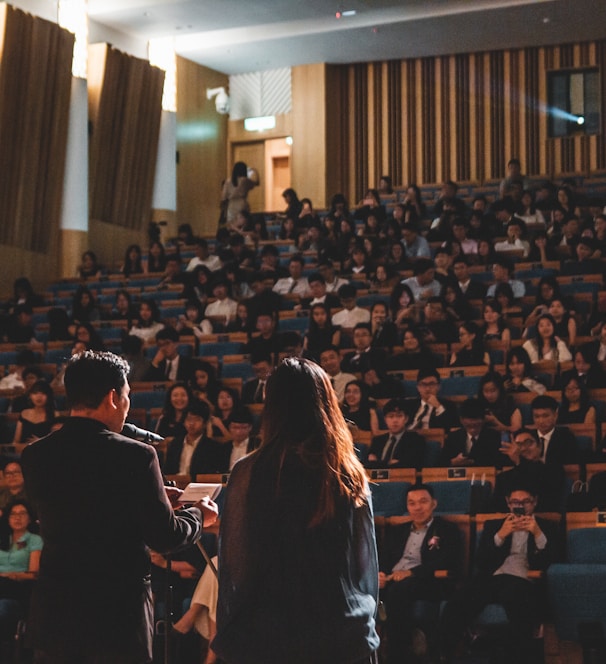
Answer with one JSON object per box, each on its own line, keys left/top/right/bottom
{"left": 23, "top": 531, "right": 43, "bottom": 550}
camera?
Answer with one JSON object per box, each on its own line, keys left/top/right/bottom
{"left": 512, "top": 507, "right": 525, "bottom": 516}
{"left": 206, "top": 87, "right": 230, "bottom": 115}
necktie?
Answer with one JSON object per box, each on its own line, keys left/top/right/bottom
{"left": 539, "top": 436, "right": 546, "bottom": 458}
{"left": 254, "top": 381, "right": 265, "bottom": 403}
{"left": 412, "top": 403, "right": 430, "bottom": 430}
{"left": 165, "top": 359, "right": 172, "bottom": 379}
{"left": 382, "top": 435, "right": 397, "bottom": 461}
{"left": 288, "top": 279, "right": 298, "bottom": 293}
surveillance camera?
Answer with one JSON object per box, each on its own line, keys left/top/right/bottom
{"left": 215, "top": 90, "right": 230, "bottom": 115}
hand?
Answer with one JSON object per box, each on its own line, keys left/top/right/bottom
{"left": 391, "top": 570, "right": 411, "bottom": 582}
{"left": 425, "top": 394, "right": 441, "bottom": 409}
{"left": 497, "top": 513, "right": 518, "bottom": 539}
{"left": 194, "top": 496, "right": 219, "bottom": 528}
{"left": 451, "top": 453, "right": 469, "bottom": 467}
{"left": 499, "top": 440, "right": 520, "bottom": 465}
{"left": 517, "top": 515, "right": 542, "bottom": 538}
{"left": 150, "top": 551, "right": 167, "bottom": 569}
{"left": 165, "top": 486, "right": 183, "bottom": 508}
{"left": 378, "top": 571, "right": 388, "bottom": 589}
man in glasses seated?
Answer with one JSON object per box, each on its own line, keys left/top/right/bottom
{"left": 441, "top": 483, "right": 561, "bottom": 663}
{"left": 407, "top": 368, "right": 459, "bottom": 431}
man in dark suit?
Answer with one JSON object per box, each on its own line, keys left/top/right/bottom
{"left": 452, "top": 255, "right": 487, "bottom": 301}
{"left": 531, "top": 395, "right": 579, "bottom": 465}
{"left": 367, "top": 399, "right": 426, "bottom": 469}
{"left": 299, "top": 272, "right": 341, "bottom": 311}
{"left": 21, "top": 351, "right": 217, "bottom": 663}
{"left": 440, "top": 398, "right": 507, "bottom": 468}
{"left": 407, "top": 368, "right": 459, "bottom": 431}
{"left": 142, "top": 326, "right": 192, "bottom": 382}
{"left": 442, "top": 484, "right": 560, "bottom": 663}
{"left": 222, "top": 408, "right": 260, "bottom": 471}
{"left": 163, "top": 401, "right": 225, "bottom": 478}
{"left": 241, "top": 352, "right": 273, "bottom": 404}
{"left": 379, "top": 484, "right": 461, "bottom": 664}
{"left": 340, "top": 323, "right": 388, "bottom": 373}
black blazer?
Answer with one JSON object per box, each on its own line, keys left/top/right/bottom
{"left": 536, "top": 427, "right": 579, "bottom": 466}
{"left": 340, "top": 348, "right": 388, "bottom": 374}
{"left": 368, "top": 431, "right": 426, "bottom": 469}
{"left": 475, "top": 516, "right": 560, "bottom": 577}
{"left": 380, "top": 517, "right": 462, "bottom": 580}
{"left": 164, "top": 434, "right": 227, "bottom": 478}
{"left": 440, "top": 426, "right": 507, "bottom": 468}
{"left": 21, "top": 417, "right": 203, "bottom": 661}
{"left": 460, "top": 280, "right": 487, "bottom": 301}
{"left": 142, "top": 355, "right": 192, "bottom": 383}
{"left": 408, "top": 398, "right": 460, "bottom": 431}
{"left": 242, "top": 378, "right": 266, "bottom": 404}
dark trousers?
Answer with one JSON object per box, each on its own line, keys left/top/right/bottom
{"left": 442, "top": 573, "right": 542, "bottom": 662}
{"left": 383, "top": 576, "right": 447, "bottom": 664}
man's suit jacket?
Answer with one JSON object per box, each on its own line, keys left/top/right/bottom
{"left": 380, "top": 517, "right": 462, "bottom": 581}
{"left": 164, "top": 434, "right": 227, "bottom": 478}
{"left": 21, "top": 417, "right": 202, "bottom": 661}
{"left": 475, "top": 516, "right": 560, "bottom": 577}
{"left": 460, "top": 280, "right": 487, "bottom": 301}
{"left": 242, "top": 378, "right": 266, "bottom": 404}
{"left": 141, "top": 354, "right": 192, "bottom": 382}
{"left": 408, "top": 398, "right": 460, "bottom": 431}
{"left": 368, "top": 431, "right": 426, "bottom": 470}
{"left": 440, "top": 426, "right": 508, "bottom": 468}
{"left": 340, "top": 347, "right": 388, "bottom": 374}
{"left": 536, "top": 427, "right": 579, "bottom": 466}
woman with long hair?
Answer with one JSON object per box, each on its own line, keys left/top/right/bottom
{"left": 121, "top": 244, "right": 144, "bottom": 278}
{"left": 303, "top": 303, "right": 341, "bottom": 360}
{"left": 369, "top": 301, "right": 398, "bottom": 349}
{"left": 71, "top": 286, "right": 101, "bottom": 325}
{"left": 209, "top": 386, "right": 242, "bottom": 439}
{"left": 503, "top": 347, "right": 547, "bottom": 395}
{"left": 450, "top": 321, "right": 490, "bottom": 367}
{"left": 214, "top": 357, "right": 379, "bottom": 664}
{"left": 391, "top": 326, "right": 440, "bottom": 370}
{"left": 389, "top": 283, "right": 418, "bottom": 333}
{"left": 341, "top": 379, "right": 380, "bottom": 437}
{"left": 557, "top": 374, "right": 596, "bottom": 426}
{"left": 128, "top": 299, "right": 165, "bottom": 345}
{"left": 481, "top": 298, "right": 511, "bottom": 347}
{"left": 13, "top": 381, "right": 58, "bottom": 452}
{"left": 154, "top": 382, "right": 192, "bottom": 440}
{"left": 522, "top": 313, "right": 572, "bottom": 364}
{"left": 477, "top": 371, "right": 522, "bottom": 433}
{"left": 145, "top": 241, "right": 167, "bottom": 273}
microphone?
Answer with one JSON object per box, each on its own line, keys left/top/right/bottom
{"left": 121, "top": 423, "right": 164, "bottom": 445}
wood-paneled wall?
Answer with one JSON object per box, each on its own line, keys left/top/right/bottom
{"left": 176, "top": 56, "right": 228, "bottom": 236}
{"left": 88, "top": 43, "right": 164, "bottom": 231}
{"left": 329, "top": 40, "right": 606, "bottom": 199}
{"left": 0, "top": 4, "right": 73, "bottom": 254}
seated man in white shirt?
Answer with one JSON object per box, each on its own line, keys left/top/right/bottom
{"left": 494, "top": 218, "right": 530, "bottom": 257}
{"left": 331, "top": 284, "right": 370, "bottom": 333}
{"left": 272, "top": 254, "right": 310, "bottom": 297}
{"left": 319, "top": 346, "right": 356, "bottom": 403}
{"left": 486, "top": 257, "right": 526, "bottom": 299}
{"left": 204, "top": 277, "right": 238, "bottom": 331}
{"left": 318, "top": 259, "right": 350, "bottom": 294}
{"left": 186, "top": 238, "right": 223, "bottom": 272}
{"left": 401, "top": 259, "right": 442, "bottom": 304}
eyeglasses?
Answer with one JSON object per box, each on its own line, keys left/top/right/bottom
{"left": 4, "top": 470, "right": 23, "bottom": 476}
{"left": 515, "top": 438, "right": 537, "bottom": 447}
{"left": 9, "top": 511, "right": 28, "bottom": 517}
{"left": 508, "top": 499, "right": 535, "bottom": 507}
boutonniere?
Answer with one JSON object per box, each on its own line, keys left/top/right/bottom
{"left": 16, "top": 541, "right": 27, "bottom": 550}
{"left": 428, "top": 535, "right": 440, "bottom": 550}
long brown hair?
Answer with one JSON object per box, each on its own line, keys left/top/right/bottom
{"left": 259, "top": 357, "right": 368, "bottom": 527}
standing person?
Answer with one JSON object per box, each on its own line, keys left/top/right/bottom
{"left": 221, "top": 161, "right": 258, "bottom": 227}
{"left": 213, "top": 357, "right": 380, "bottom": 664}
{"left": 21, "top": 351, "right": 218, "bottom": 663}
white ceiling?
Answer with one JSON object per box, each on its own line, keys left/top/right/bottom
{"left": 86, "top": 0, "right": 606, "bottom": 75}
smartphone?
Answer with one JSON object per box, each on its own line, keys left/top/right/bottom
{"left": 512, "top": 507, "right": 525, "bottom": 516}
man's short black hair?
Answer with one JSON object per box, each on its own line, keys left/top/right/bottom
{"left": 531, "top": 395, "right": 558, "bottom": 412}
{"left": 416, "top": 367, "right": 440, "bottom": 383}
{"left": 307, "top": 272, "right": 325, "bottom": 285}
{"left": 65, "top": 351, "right": 130, "bottom": 410}
{"left": 250, "top": 352, "right": 272, "bottom": 366}
{"left": 413, "top": 258, "right": 434, "bottom": 276}
{"left": 155, "top": 327, "right": 179, "bottom": 343}
{"left": 229, "top": 408, "right": 254, "bottom": 425}
{"left": 338, "top": 284, "right": 357, "bottom": 299}
{"left": 186, "top": 400, "right": 210, "bottom": 421}
{"left": 452, "top": 255, "right": 469, "bottom": 267}
{"left": 459, "top": 398, "right": 485, "bottom": 420}
{"left": 406, "top": 483, "right": 435, "bottom": 500}
{"left": 353, "top": 323, "right": 372, "bottom": 333}
{"left": 382, "top": 398, "right": 410, "bottom": 417}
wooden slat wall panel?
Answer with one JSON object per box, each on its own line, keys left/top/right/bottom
{"left": 0, "top": 5, "right": 73, "bottom": 252}
{"left": 88, "top": 44, "right": 164, "bottom": 231}
{"left": 331, "top": 39, "right": 606, "bottom": 200}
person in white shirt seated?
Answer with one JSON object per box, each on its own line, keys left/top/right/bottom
{"left": 400, "top": 259, "right": 442, "bottom": 305}
{"left": 331, "top": 284, "right": 371, "bottom": 333}
{"left": 317, "top": 259, "right": 350, "bottom": 294}
{"left": 204, "top": 277, "right": 238, "bottom": 331}
{"left": 272, "top": 254, "right": 310, "bottom": 297}
{"left": 186, "top": 238, "right": 222, "bottom": 272}
{"left": 494, "top": 218, "right": 530, "bottom": 258}
{"left": 319, "top": 346, "right": 357, "bottom": 403}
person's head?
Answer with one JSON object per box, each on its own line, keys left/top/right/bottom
{"left": 451, "top": 219, "right": 469, "bottom": 242}
{"left": 455, "top": 395, "right": 485, "bottom": 434}
{"left": 164, "top": 382, "right": 191, "bottom": 418}
{"left": 228, "top": 408, "right": 254, "bottom": 443}
{"left": 416, "top": 368, "right": 441, "bottom": 401}
{"left": 561, "top": 374, "right": 589, "bottom": 411}
{"left": 81, "top": 250, "right": 97, "bottom": 271}
{"left": 531, "top": 395, "right": 558, "bottom": 435}
{"left": 288, "top": 255, "right": 304, "bottom": 280}
{"left": 307, "top": 272, "right": 327, "bottom": 300}
{"left": 255, "top": 312, "right": 275, "bottom": 337}
{"left": 536, "top": 313, "right": 556, "bottom": 343}
{"left": 379, "top": 175, "right": 393, "bottom": 193}
{"left": 216, "top": 386, "right": 238, "bottom": 414}
{"left": 574, "top": 345, "right": 595, "bottom": 375}
{"left": 64, "top": 351, "right": 131, "bottom": 432}
{"left": 184, "top": 401, "right": 210, "bottom": 439}
{"left": 338, "top": 284, "right": 358, "bottom": 310}
{"left": 6, "top": 500, "right": 36, "bottom": 536}
{"left": 492, "top": 256, "right": 514, "bottom": 282}
{"left": 231, "top": 161, "right": 247, "bottom": 186}
{"left": 155, "top": 326, "right": 180, "bottom": 360}
{"left": 442, "top": 180, "right": 458, "bottom": 199}
{"left": 507, "top": 158, "right": 521, "bottom": 177}
{"left": 310, "top": 302, "right": 330, "bottom": 329}
{"left": 191, "top": 360, "right": 217, "bottom": 392}
{"left": 251, "top": 353, "right": 273, "bottom": 381}
{"left": 494, "top": 282, "right": 516, "bottom": 309}
{"left": 343, "top": 380, "right": 369, "bottom": 411}
{"left": 389, "top": 241, "right": 404, "bottom": 261}
{"left": 479, "top": 371, "right": 505, "bottom": 406}
{"left": 211, "top": 278, "right": 229, "bottom": 300}
{"left": 506, "top": 486, "right": 537, "bottom": 516}
{"left": 457, "top": 321, "right": 480, "bottom": 349}
{"left": 512, "top": 429, "right": 543, "bottom": 462}
{"left": 406, "top": 484, "right": 437, "bottom": 527}
{"left": 319, "top": 346, "right": 341, "bottom": 377}
{"left": 2, "top": 461, "right": 24, "bottom": 494}
{"left": 390, "top": 283, "right": 415, "bottom": 316}
{"left": 22, "top": 367, "right": 44, "bottom": 391}
{"left": 29, "top": 380, "right": 55, "bottom": 419}
{"left": 115, "top": 289, "right": 132, "bottom": 314}
{"left": 483, "top": 298, "right": 502, "bottom": 325}
{"left": 575, "top": 238, "right": 594, "bottom": 261}
{"left": 403, "top": 327, "right": 423, "bottom": 352}
{"left": 507, "top": 346, "right": 533, "bottom": 379}
{"left": 547, "top": 298, "right": 567, "bottom": 322}
{"left": 401, "top": 223, "right": 418, "bottom": 245}
{"left": 352, "top": 323, "right": 372, "bottom": 351}
{"left": 370, "top": 301, "right": 388, "bottom": 326}
{"left": 452, "top": 256, "right": 470, "bottom": 282}
{"left": 382, "top": 399, "right": 409, "bottom": 435}
{"left": 413, "top": 258, "right": 435, "bottom": 285}
{"left": 424, "top": 297, "right": 445, "bottom": 323}
{"left": 138, "top": 299, "right": 160, "bottom": 325}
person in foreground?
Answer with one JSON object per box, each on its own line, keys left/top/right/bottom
{"left": 213, "top": 357, "right": 380, "bottom": 664}
{"left": 21, "top": 351, "right": 218, "bottom": 664}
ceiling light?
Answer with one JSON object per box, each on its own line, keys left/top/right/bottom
{"left": 336, "top": 9, "right": 356, "bottom": 19}
{"left": 244, "top": 116, "right": 276, "bottom": 132}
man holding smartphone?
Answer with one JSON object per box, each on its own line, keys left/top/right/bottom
{"left": 441, "top": 485, "right": 560, "bottom": 663}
